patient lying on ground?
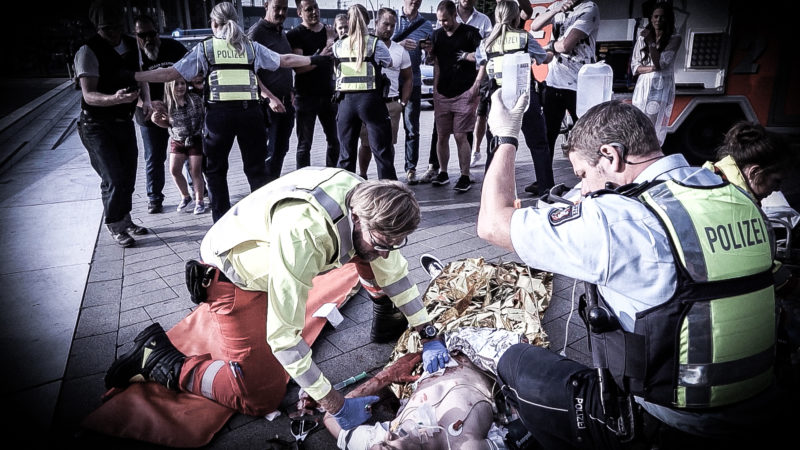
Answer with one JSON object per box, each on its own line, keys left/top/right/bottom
{"left": 321, "top": 327, "right": 521, "bottom": 449}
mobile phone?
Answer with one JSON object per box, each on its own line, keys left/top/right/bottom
{"left": 123, "top": 86, "right": 139, "bottom": 94}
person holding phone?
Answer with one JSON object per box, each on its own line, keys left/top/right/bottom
{"left": 75, "top": 0, "right": 151, "bottom": 247}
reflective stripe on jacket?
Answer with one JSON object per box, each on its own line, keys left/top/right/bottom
{"left": 592, "top": 179, "right": 775, "bottom": 409}
{"left": 203, "top": 37, "right": 259, "bottom": 101}
{"left": 485, "top": 30, "right": 528, "bottom": 87}
{"left": 333, "top": 35, "right": 380, "bottom": 92}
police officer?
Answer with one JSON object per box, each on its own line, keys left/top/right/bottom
{"left": 134, "top": 2, "right": 324, "bottom": 222}
{"left": 477, "top": 92, "right": 781, "bottom": 448}
{"left": 104, "top": 167, "right": 450, "bottom": 431}
{"left": 333, "top": 4, "right": 398, "bottom": 180}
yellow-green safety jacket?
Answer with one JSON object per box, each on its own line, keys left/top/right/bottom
{"left": 199, "top": 167, "right": 429, "bottom": 400}
{"left": 202, "top": 37, "right": 260, "bottom": 102}
{"left": 590, "top": 179, "right": 775, "bottom": 409}
{"left": 485, "top": 30, "right": 529, "bottom": 87}
{"left": 333, "top": 35, "right": 381, "bottom": 92}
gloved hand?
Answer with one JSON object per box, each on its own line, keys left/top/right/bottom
{"left": 488, "top": 89, "right": 529, "bottom": 140}
{"left": 332, "top": 395, "right": 380, "bottom": 430}
{"left": 422, "top": 339, "right": 450, "bottom": 373}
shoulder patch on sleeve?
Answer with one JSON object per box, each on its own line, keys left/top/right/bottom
{"left": 548, "top": 203, "right": 582, "bottom": 226}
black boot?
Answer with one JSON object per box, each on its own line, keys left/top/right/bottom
{"left": 371, "top": 296, "right": 408, "bottom": 343}
{"left": 105, "top": 322, "right": 186, "bottom": 391}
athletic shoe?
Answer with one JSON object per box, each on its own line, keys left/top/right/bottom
{"left": 193, "top": 201, "right": 206, "bottom": 215}
{"left": 453, "top": 175, "right": 471, "bottom": 192}
{"left": 524, "top": 182, "right": 539, "bottom": 195}
{"left": 470, "top": 151, "right": 482, "bottom": 168}
{"left": 177, "top": 196, "right": 192, "bottom": 212}
{"left": 110, "top": 230, "right": 135, "bottom": 247}
{"left": 126, "top": 223, "right": 149, "bottom": 235}
{"left": 420, "top": 253, "right": 444, "bottom": 279}
{"left": 419, "top": 166, "right": 437, "bottom": 183}
{"left": 406, "top": 170, "right": 418, "bottom": 185}
{"left": 431, "top": 172, "right": 450, "bottom": 186}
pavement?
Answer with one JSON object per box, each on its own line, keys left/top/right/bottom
{"left": 0, "top": 83, "right": 588, "bottom": 448}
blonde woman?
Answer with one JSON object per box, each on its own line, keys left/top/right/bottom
{"left": 475, "top": 0, "right": 550, "bottom": 192}
{"left": 332, "top": 4, "right": 397, "bottom": 180}
{"left": 134, "top": 1, "right": 322, "bottom": 222}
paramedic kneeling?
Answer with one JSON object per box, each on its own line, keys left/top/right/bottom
{"left": 477, "top": 89, "right": 783, "bottom": 449}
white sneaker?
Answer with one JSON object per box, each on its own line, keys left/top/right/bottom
{"left": 193, "top": 200, "right": 206, "bottom": 215}
{"left": 470, "top": 151, "right": 482, "bottom": 168}
{"left": 177, "top": 196, "right": 192, "bottom": 212}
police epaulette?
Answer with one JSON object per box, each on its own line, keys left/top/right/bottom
{"left": 588, "top": 180, "right": 665, "bottom": 199}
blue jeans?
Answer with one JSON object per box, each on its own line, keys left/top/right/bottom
{"left": 139, "top": 123, "right": 168, "bottom": 204}
{"left": 402, "top": 85, "right": 422, "bottom": 172}
{"left": 265, "top": 100, "right": 296, "bottom": 183}
{"left": 204, "top": 101, "right": 270, "bottom": 222}
{"left": 294, "top": 95, "right": 339, "bottom": 168}
{"left": 78, "top": 112, "right": 138, "bottom": 226}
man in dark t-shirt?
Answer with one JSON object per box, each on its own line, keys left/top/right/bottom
{"left": 249, "top": 0, "right": 296, "bottom": 182}
{"left": 286, "top": 0, "right": 339, "bottom": 169}
{"left": 430, "top": 0, "right": 483, "bottom": 193}
{"left": 134, "top": 14, "right": 188, "bottom": 213}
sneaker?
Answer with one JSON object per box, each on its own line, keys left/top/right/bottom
{"left": 419, "top": 166, "right": 438, "bottom": 183}
{"left": 524, "top": 182, "right": 539, "bottom": 195}
{"left": 147, "top": 201, "right": 163, "bottom": 214}
{"left": 406, "top": 170, "right": 418, "bottom": 185}
{"left": 177, "top": 196, "right": 192, "bottom": 212}
{"left": 420, "top": 253, "right": 444, "bottom": 279}
{"left": 126, "top": 223, "right": 149, "bottom": 235}
{"left": 470, "top": 151, "right": 482, "bottom": 168}
{"left": 453, "top": 175, "right": 471, "bottom": 192}
{"left": 111, "top": 230, "right": 135, "bottom": 247}
{"left": 431, "top": 172, "right": 450, "bottom": 186}
{"left": 193, "top": 201, "right": 206, "bottom": 215}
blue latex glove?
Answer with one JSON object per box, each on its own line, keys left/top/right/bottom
{"left": 422, "top": 339, "right": 450, "bottom": 373}
{"left": 332, "top": 395, "right": 380, "bottom": 430}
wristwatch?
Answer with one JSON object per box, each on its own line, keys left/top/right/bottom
{"left": 419, "top": 324, "right": 438, "bottom": 339}
{"left": 489, "top": 136, "right": 519, "bottom": 153}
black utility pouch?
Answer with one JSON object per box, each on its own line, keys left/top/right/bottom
{"left": 185, "top": 260, "right": 216, "bottom": 304}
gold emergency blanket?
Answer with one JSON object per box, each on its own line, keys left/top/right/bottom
{"left": 389, "top": 257, "right": 553, "bottom": 399}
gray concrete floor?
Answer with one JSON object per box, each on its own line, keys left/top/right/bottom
{"left": 0, "top": 89, "right": 590, "bottom": 448}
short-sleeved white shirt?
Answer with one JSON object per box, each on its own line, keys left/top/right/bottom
{"left": 386, "top": 40, "right": 412, "bottom": 97}
{"left": 544, "top": 1, "right": 600, "bottom": 91}
{"left": 509, "top": 154, "right": 722, "bottom": 332}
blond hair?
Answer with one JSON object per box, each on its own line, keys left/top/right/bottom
{"left": 345, "top": 4, "right": 370, "bottom": 69}
{"left": 348, "top": 180, "right": 420, "bottom": 237}
{"left": 211, "top": 1, "right": 248, "bottom": 54}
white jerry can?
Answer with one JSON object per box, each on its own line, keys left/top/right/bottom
{"left": 501, "top": 52, "right": 531, "bottom": 112}
{"left": 576, "top": 61, "right": 613, "bottom": 118}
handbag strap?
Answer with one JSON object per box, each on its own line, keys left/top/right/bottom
{"left": 392, "top": 16, "right": 426, "bottom": 43}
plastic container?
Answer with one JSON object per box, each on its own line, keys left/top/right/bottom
{"left": 501, "top": 52, "right": 531, "bottom": 112}
{"left": 576, "top": 61, "right": 613, "bottom": 117}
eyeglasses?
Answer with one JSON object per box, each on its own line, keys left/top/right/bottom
{"left": 136, "top": 30, "right": 158, "bottom": 39}
{"left": 368, "top": 230, "right": 408, "bottom": 252}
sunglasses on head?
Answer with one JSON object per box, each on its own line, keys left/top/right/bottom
{"left": 136, "top": 30, "right": 158, "bottom": 39}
